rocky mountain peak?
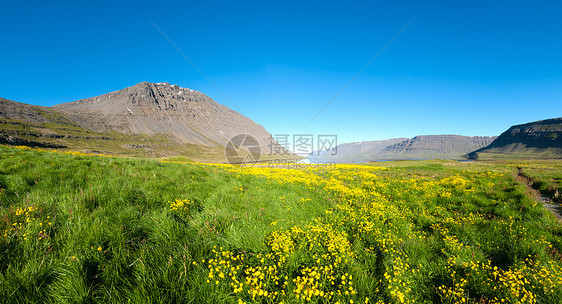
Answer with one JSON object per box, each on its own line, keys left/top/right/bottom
{"left": 50, "top": 82, "right": 271, "bottom": 148}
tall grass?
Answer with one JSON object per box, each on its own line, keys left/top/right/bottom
{"left": 1, "top": 146, "right": 561, "bottom": 303}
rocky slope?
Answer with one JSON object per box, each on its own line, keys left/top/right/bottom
{"left": 310, "top": 135, "right": 496, "bottom": 163}
{"left": 1, "top": 83, "right": 279, "bottom": 161}
{"left": 466, "top": 118, "right": 562, "bottom": 159}
{"left": 53, "top": 82, "right": 273, "bottom": 148}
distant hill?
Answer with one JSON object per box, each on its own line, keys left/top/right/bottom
{"left": 310, "top": 135, "right": 496, "bottom": 163}
{"left": 1, "top": 82, "right": 280, "bottom": 161}
{"left": 378, "top": 135, "right": 497, "bottom": 160}
{"left": 466, "top": 118, "right": 562, "bottom": 159}
{"left": 307, "top": 138, "right": 408, "bottom": 163}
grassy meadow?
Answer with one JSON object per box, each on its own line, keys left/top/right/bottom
{"left": 1, "top": 146, "right": 562, "bottom": 303}
{"left": 516, "top": 161, "right": 562, "bottom": 203}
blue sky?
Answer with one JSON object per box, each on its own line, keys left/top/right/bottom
{"left": 1, "top": 0, "right": 561, "bottom": 145}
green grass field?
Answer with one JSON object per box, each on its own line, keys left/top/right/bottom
{"left": 516, "top": 160, "right": 562, "bottom": 203}
{"left": 1, "top": 146, "right": 562, "bottom": 303}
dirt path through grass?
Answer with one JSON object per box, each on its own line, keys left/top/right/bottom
{"left": 517, "top": 166, "right": 562, "bottom": 221}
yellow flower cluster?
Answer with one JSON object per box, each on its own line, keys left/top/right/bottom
{"left": 433, "top": 211, "right": 562, "bottom": 304}
{"left": 203, "top": 165, "right": 416, "bottom": 302}
{"left": 206, "top": 220, "right": 359, "bottom": 302}
{"left": 169, "top": 199, "right": 191, "bottom": 212}
{"left": 1, "top": 205, "right": 51, "bottom": 241}
{"left": 437, "top": 254, "right": 562, "bottom": 304}
{"left": 200, "top": 161, "right": 562, "bottom": 303}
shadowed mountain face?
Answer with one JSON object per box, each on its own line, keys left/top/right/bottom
{"left": 310, "top": 135, "right": 496, "bottom": 163}
{"left": 0, "top": 82, "right": 276, "bottom": 161}
{"left": 466, "top": 118, "right": 562, "bottom": 159}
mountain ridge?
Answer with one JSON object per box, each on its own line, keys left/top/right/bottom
{"left": 310, "top": 135, "right": 497, "bottom": 163}
{"left": 308, "top": 138, "right": 408, "bottom": 163}
{"left": 466, "top": 117, "right": 562, "bottom": 159}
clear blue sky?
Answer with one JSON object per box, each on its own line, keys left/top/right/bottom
{"left": 1, "top": 0, "right": 561, "bottom": 144}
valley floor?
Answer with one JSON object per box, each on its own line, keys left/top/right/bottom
{"left": 1, "top": 145, "right": 562, "bottom": 303}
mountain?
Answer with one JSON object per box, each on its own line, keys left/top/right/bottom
{"left": 378, "top": 135, "right": 497, "bottom": 160}
{"left": 53, "top": 82, "right": 272, "bottom": 148}
{"left": 307, "top": 138, "right": 408, "bottom": 163}
{"left": 466, "top": 118, "right": 562, "bottom": 159}
{"left": 1, "top": 82, "right": 279, "bottom": 161}
{"left": 310, "top": 135, "right": 496, "bottom": 163}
